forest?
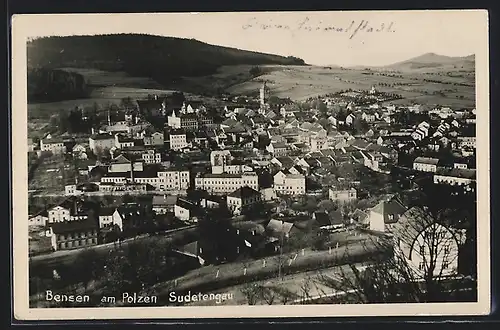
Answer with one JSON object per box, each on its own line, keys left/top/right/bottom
{"left": 27, "top": 34, "right": 306, "bottom": 95}
{"left": 27, "top": 68, "right": 91, "bottom": 103}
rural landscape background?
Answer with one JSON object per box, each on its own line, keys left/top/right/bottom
{"left": 27, "top": 34, "right": 474, "bottom": 139}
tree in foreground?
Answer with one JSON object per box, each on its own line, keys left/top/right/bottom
{"left": 316, "top": 206, "right": 476, "bottom": 304}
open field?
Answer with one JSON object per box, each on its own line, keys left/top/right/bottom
{"left": 28, "top": 155, "right": 69, "bottom": 193}
{"left": 222, "top": 65, "right": 475, "bottom": 107}
{"left": 58, "top": 67, "right": 162, "bottom": 89}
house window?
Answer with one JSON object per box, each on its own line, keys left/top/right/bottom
{"left": 418, "top": 262, "right": 424, "bottom": 270}
{"left": 444, "top": 245, "right": 450, "bottom": 255}
{"left": 442, "top": 262, "right": 449, "bottom": 269}
{"left": 420, "top": 246, "right": 425, "bottom": 255}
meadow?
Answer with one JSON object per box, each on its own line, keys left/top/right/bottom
{"left": 223, "top": 65, "right": 475, "bottom": 107}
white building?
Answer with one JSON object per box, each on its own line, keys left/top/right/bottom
{"left": 167, "top": 110, "right": 182, "bottom": 129}
{"left": 114, "top": 134, "right": 135, "bottom": 149}
{"left": 227, "top": 186, "right": 262, "bottom": 215}
{"left": 413, "top": 157, "right": 439, "bottom": 173}
{"left": 98, "top": 207, "right": 124, "bottom": 231}
{"left": 40, "top": 137, "right": 66, "bottom": 154}
{"left": 391, "top": 207, "right": 460, "bottom": 278}
{"left": 157, "top": 169, "right": 190, "bottom": 191}
{"left": 47, "top": 204, "right": 88, "bottom": 223}
{"left": 29, "top": 212, "right": 49, "bottom": 227}
{"left": 174, "top": 199, "right": 198, "bottom": 222}
{"left": 142, "top": 149, "right": 162, "bottom": 164}
{"left": 433, "top": 168, "right": 476, "bottom": 186}
{"left": 273, "top": 171, "right": 306, "bottom": 196}
{"left": 329, "top": 187, "right": 357, "bottom": 204}
{"left": 368, "top": 197, "right": 407, "bottom": 232}
{"left": 169, "top": 132, "right": 188, "bottom": 150}
{"left": 89, "top": 133, "right": 115, "bottom": 153}
{"left": 195, "top": 172, "right": 259, "bottom": 194}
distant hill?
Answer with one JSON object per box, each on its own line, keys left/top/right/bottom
{"left": 27, "top": 34, "right": 306, "bottom": 101}
{"left": 383, "top": 53, "right": 475, "bottom": 71}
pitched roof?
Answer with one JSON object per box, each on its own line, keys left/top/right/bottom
{"left": 389, "top": 207, "right": 458, "bottom": 259}
{"left": 99, "top": 207, "right": 116, "bottom": 217}
{"left": 228, "top": 186, "right": 261, "bottom": 199}
{"left": 90, "top": 133, "right": 114, "bottom": 140}
{"left": 152, "top": 195, "right": 177, "bottom": 206}
{"left": 370, "top": 197, "right": 407, "bottom": 224}
{"left": 112, "top": 154, "right": 131, "bottom": 164}
{"left": 435, "top": 167, "right": 476, "bottom": 179}
{"left": 351, "top": 209, "right": 368, "bottom": 223}
{"left": 50, "top": 219, "right": 97, "bottom": 234}
{"left": 266, "top": 219, "right": 294, "bottom": 235}
{"left": 175, "top": 198, "right": 198, "bottom": 211}
{"left": 275, "top": 156, "right": 295, "bottom": 169}
{"left": 233, "top": 221, "right": 266, "bottom": 235}
{"left": 414, "top": 157, "right": 440, "bottom": 165}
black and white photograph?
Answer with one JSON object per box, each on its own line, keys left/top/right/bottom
{"left": 12, "top": 10, "right": 490, "bottom": 319}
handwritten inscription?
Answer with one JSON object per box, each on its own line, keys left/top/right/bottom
{"left": 242, "top": 17, "right": 395, "bottom": 39}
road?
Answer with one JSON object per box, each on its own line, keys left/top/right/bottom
{"left": 184, "top": 262, "right": 369, "bottom": 306}
{"left": 30, "top": 225, "right": 198, "bottom": 267}
{"left": 149, "top": 238, "right": 381, "bottom": 304}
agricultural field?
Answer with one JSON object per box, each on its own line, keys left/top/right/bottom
{"left": 223, "top": 65, "right": 475, "bottom": 107}
{"left": 57, "top": 67, "right": 162, "bottom": 89}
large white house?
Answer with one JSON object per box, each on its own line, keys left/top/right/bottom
{"left": 390, "top": 207, "right": 461, "bottom": 278}
{"left": 273, "top": 171, "right": 306, "bottom": 196}
{"left": 195, "top": 172, "right": 259, "bottom": 194}
{"left": 413, "top": 157, "right": 440, "bottom": 173}
{"left": 40, "top": 137, "right": 66, "bottom": 154}
{"left": 368, "top": 197, "right": 407, "bottom": 232}
{"left": 227, "top": 186, "right": 262, "bottom": 215}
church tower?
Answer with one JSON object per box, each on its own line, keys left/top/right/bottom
{"left": 260, "top": 82, "right": 267, "bottom": 106}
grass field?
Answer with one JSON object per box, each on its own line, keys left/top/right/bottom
{"left": 58, "top": 67, "right": 162, "bottom": 89}
{"left": 222, "top": 65, "right": 475, "bottom": 107}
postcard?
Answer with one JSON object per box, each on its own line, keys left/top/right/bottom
{"left": 12, "top": 10, "right": 490, "bottom": 320}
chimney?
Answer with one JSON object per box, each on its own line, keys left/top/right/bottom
{"left": 135, "top": 116, "right": 139, "bottom": 125}
{"left": 91, "top": 127, "right": 95, "bottom": 135}
{"left": 107, "top": 108, "right": 111, "bottom": 126}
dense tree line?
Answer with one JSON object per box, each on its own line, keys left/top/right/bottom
{"left": 27, "top": 68, "right": 91, "bottom": 103}
{"left": 27, "top": 35, "right": 306, "bottom": 90}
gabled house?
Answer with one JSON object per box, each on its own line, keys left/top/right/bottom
{"left": 313, "top": 210, "right": 344, "bottom": 231}
{"left": 390, "top": 207, "right": 460, "bottom": 277}
{"left": 266, "top": 219, "right": 294, "bottom": 239}
{"left": 368, "top": 196, "right": 407, "bottom": 232}
{"left": 152, "top": 195, "right": 177, "bottom": 214}
{"left": 413, "top": 157, "right": 440, "bottom": 173}
{"left": 266, "top": 142, "right": 289, "bottom": 156}
{"left": 49, "top": 219, "right": 99, "bottom": 251}
{"left": 174, "top": 199, "right": 200, "bottom": 222}
{"left": 345, "top": 113, "right": 357, "bottom": 126}
{"left": 227, "top": 186, "right": 262, "bottom": 215}
{"left": 29, "top": 211, "right": 49, "bottom": 228}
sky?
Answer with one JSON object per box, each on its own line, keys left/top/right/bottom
{"left": 17, "top": 10, "right": 486, "bottom": 67}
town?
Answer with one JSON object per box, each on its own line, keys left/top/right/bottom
{"left": 28, "top": 81, "right": 477, "bottom": 306}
